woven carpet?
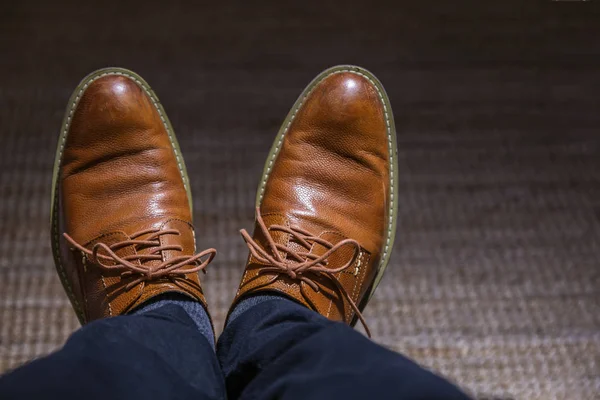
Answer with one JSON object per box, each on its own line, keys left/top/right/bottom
{"left": 1, "top": 1, "right": 599, "bottom": 399}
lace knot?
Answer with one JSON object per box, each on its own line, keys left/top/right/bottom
{"left": 241, "top": 207, "right": 371, "bottom": 337}
{"left": 286, "top": 269, "right": 298, "bottom": 280}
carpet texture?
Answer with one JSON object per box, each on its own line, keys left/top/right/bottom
{"left": 0, "top": 2, "right": 599, "bottom": 399}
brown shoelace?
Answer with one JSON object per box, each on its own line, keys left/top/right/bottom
{"left": 241, "top": 207, "right": 371, "bottom": 337}
{"left": 64, "top": 228, "right": 216, "bottom": 290}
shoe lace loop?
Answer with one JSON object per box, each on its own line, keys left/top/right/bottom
{"left": 241, "top": 207, "right": 371, "bottom": 337}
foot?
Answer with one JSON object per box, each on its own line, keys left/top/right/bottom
{"left": 231, "top": 65, "right": 398, "bottom": 336}
{"left": 51, "top": 68, "right": 216, "bottom": 324}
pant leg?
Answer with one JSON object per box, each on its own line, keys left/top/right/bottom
{"left": 218, "top": 297, "right": 471, "bottom": 400}
{"left": 0, "top": 304, "right": 226, "bottom": 400}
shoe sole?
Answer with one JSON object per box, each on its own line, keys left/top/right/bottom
{"left": 255, "top": 65, "right": 399, "bottom": 323}
{"left": 50, "top": 67, "right": 193, "bottom": 324}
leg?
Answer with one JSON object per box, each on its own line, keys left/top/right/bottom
{"left": 0, "top": 302, "right": 226, "bottom": 400}
{"left": 221, "top": 66, "right": 472, "bottom": 399}
{"left": 218, "top": 296, "right": 470, "bottom": 400}
{"left": 1, "top": 68, "right": 224, "bottom": 399}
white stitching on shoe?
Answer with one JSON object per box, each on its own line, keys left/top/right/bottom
{"left": 101, "top": 275, "right": 113, "bottom": 317}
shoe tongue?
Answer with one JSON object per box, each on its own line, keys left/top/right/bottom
{"left": 130, "top": 219, "right": 197, "bottom": 270}
{"left": 158, "top": 219, "right": 196, "bottom": 263}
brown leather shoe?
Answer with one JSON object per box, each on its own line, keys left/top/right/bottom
{"left": 231, "top": 65, "right": 398, "bottom": 336}
{"left": 50, "top": 68, "right": 216, "bottom": 325}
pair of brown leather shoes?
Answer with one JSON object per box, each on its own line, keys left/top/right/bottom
{"left": 51, "top": 66, "right": 398, "bottom": 337}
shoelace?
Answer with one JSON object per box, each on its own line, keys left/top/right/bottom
{"left": 64, "top": 229, "right": 216, "bottom": 290}
{"left": 240, "top": 207, "right": 371, "bottom": 337}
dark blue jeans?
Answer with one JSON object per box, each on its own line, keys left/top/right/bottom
{"left": 0, "top": 298, "right": 470, "bottom": 399}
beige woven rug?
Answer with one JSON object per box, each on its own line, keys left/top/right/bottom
{"left": 1, "top": 2, "right": 599, "bottom": 399}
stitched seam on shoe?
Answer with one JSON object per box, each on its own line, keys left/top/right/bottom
{"left": 350, "top": 252, "right": 362, "bottom": 300}
{"left": 101, "top": 275, "right": 113, "bottom": 317}
{"left": 158, "top": 217, "right": 196, "bottom": 247}
{"left": 258, "top": 68, "right": 395, "bottom": 279}
{"left": 325, "top": 284, "right": 334, "bottom": 319}
{"left": 85, "top": 231, "right": 127, "bottom": 318}
{"left": 315, "top": 230, "right": 347, "bottom": 320}
{"left": 347, "top": 254, "right": 360, "bottom": 321}
{"left": 53, "top": 71, "right": 188, "bottom": 323}
{"left": 350, "top": 252, "right": 370, "bottom": 321}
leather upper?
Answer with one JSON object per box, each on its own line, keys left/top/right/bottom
{"left": 233, "top": 71, "right": 392, "bottom": 330}
{"left": 56, "top": 74, "right": 211, "bottom": 323}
